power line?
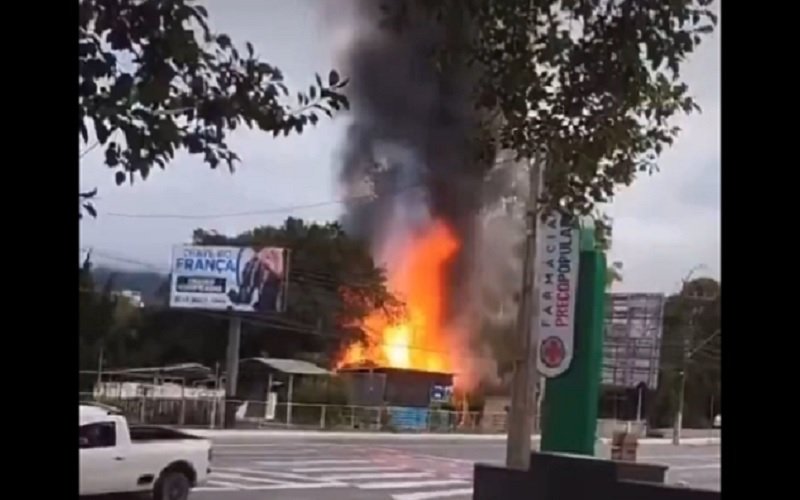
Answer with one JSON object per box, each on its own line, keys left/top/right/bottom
{"left": 102, "top": 181, "right": 424, "bottom": 220}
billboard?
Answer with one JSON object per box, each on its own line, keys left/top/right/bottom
{"left": 169, "top": 245, "right": 289, "bottom": 312}
{"left": 602, "top": 293, "right": 665, "bottom": 389}
{"left": 535, "top": 213, "right": 580, "bottom": 378}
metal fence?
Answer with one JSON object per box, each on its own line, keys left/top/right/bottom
{"left": 79, "top": 392, "right": 520, "bottom": 432}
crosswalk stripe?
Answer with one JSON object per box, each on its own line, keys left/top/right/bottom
{"left": 320, "top": 472, "right": 434, "bottom": 481}
{"left": 358, "top": 479, "right": 471, "bottom": 490}
{"left": 292, "top": 465, "right": 408, "bottom": 473}
{"left": 256, "top": 459, "right": 372, "bottom": 466}
{"left": 235, "top": 482, "right": 349, "bottom": 490}
{"left": 214, "top": 443, "right": 319, "bottom": 450}
{"left": 213, "top": 467, "right": 326, "bottom": 482}
{"left": 392, "top": 488, "right": 475, "bottom": 500}
{"left": 210, "top": 472, "right": 287, "bottom": 484}
{"left": 214, "top": 452, "right": 318, "bottom": 458}
{"left": 202, "top": 480, "right": 245, "bottom": 489}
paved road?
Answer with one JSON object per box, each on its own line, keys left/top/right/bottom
{"left": 193, "top": 436, "right": 720, "bottom": 500}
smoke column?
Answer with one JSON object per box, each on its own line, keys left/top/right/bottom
{"left": 326, "top": 0, "right": 527, "bottom": 387}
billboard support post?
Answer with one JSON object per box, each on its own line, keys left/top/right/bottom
{"left": 540, "top": 227, "right": 606, "bottom": 456}
{"left": 223, "top": 314, "right": 242, "bottom": 429}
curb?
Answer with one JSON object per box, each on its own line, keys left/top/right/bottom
{"left": 183, "top": 428, "right": 719, "bottom": 446}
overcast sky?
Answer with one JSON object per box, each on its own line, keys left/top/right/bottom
{"left": 79, "top": 0, "right": 720, "bottom": 294}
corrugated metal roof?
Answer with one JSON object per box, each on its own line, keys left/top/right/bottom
{"left": 102, "top": 363, "right": 212, "bottom": 380}
{"left": 240, "top": 357, "right": 330, "bottom": 375}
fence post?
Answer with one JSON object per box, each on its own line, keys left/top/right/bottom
{"left": 287, "top": 375, "right": 294, "bottom": 427}
{"left": 179, "top": 384, "right": 186, "bottom": 426}
{"left": 320, "top": 405, "right": 327, "bottom": 429}
{"left": 139, "top": 395, "right": 146, "bottom": 424}
{"left": 350, "top": 406, "right": 356, "bottom": 429}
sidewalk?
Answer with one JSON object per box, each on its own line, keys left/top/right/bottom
{"left": 183, "top": 428, "right": 720, "bottom": 446}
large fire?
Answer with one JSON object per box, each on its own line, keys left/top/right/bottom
{"left": 337, "top": 220, "right": 461, "bottom": 374}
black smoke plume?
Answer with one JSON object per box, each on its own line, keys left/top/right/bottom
{"left": 336, "top": 0, "right": 491, "bottom": 324}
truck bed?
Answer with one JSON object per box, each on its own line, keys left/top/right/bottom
{"left": 128, "top": 425, "right": 204, "bottom": 442}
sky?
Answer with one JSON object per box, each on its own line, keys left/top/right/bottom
{"left": 79, "top": 0, "right": 721, "bottom": 295}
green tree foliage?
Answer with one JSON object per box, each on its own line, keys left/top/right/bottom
{"left": 389, "top": 0, "right": 717, "bottom": 215}
{"left": 649, "top": 277, "right": 720, "bottom": 427}
{"left": 79, "top": 256, "right": 144, "bottom": 377}
{"left": 78, "top": 218, "right": 398, "bottom": 370}
{"left": 192, "top": 217, "right": 402, "bottom": 354}
{"left": 79, "top": 0, "right": 349, "bottom": 217}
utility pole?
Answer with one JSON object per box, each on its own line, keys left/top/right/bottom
{"left": 224, "top": 314, "right": 242, "bottom": 429}
{"left": 672, "top": 326, "right": 720, "bottom": 445}
{"left": 672, "top": 264, "right": 718, "bottom": 445}
{"left": 506, "top": 156, "right": 544, "bottom": 470}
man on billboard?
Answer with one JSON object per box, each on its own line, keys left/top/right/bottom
{"left": 228, "top": 247, "right": 286, "bottom": 312}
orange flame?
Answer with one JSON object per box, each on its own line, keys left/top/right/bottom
{"left": 337, "top": 220, "right": 460, "bottom": 374}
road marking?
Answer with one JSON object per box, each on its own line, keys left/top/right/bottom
{"left": 292, "top": 465, "right": 408, "bottom": 473}
{"left": 214, "top": 451, "right": 319, "bottom": 457}
{"left": 320, "top": 472, "right": 434, "bottom": 481}
{"left": 448, "top": 473, "right": 472, "bottom": 480}
{"left": 209, "top": 472, "right": 286, "bottom": 484}
{"left": 244, "top": 469, "right": 340, "bottom": 481}
{"left": 236, "top": 482, "right": 349, "bottom": 490}
{"left": 374, "top": 448, "right": 475, "bottom": 465}
{"left": 256, "top": 459, "right": 373, "bottom": 466}
{"left": 358, "top": 479, "right": 471, "bottom": 490}
{"left": 214, "top": 443, "right": 321, "bottom": 448}
{"left": 392, "top": 488, "right": 475, "bottom": 500}
{"left": 200, "top": 480, "right": 246, "bottom": 490}
{"left": 213, "top": 467, "right": 327, "bottom": 482}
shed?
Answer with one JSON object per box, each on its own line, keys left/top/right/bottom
{"left": 237, "top": 357, "right": 331, "bottom": 423}
{"left": 338, "top": 366, "right": 454, "bottom": 408}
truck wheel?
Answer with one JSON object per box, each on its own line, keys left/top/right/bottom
{"left": 153, "top": 471, "right": 191, "bottom": 500}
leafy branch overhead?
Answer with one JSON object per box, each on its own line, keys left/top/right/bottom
{"left": 78, "top": 0, "right": 349, "bottom": 197}
{"left": 391, "top": 0, "right": 717, "bottom": 216}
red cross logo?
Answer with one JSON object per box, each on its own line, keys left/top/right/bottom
{"left": 540, "top": 336, "right": 566, "bottom": 368}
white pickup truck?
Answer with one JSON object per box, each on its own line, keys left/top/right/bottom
{"left": 79, "top": 403, "right": 212, "bottom": 499}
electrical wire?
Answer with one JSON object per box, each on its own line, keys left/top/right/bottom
{"left": 102, "top": 181, "right": 424, "bottom": 220}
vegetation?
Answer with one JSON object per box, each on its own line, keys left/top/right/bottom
{"left": 79, "top": 218, "right": 398, "bottom": 370}
{"left": 79, "top": 0, "right": 349, "bottom": 217}
{"left": 648, "top": 277, "right": 720, "bottom": 428}
{"left": 401, "top": 0, "right": 717, "bottom": 216}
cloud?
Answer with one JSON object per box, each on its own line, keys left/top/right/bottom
{"left": 608, "top": 14, "right": 721, "bottom": 293}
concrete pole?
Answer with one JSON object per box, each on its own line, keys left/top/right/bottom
{"left": 636, "top": 385, "right": 644, "bottom": 423}
{"left": 224, "top": 315, "right": 242, "bottom": 429}
{"left": 287, "top": 374, "right": 295, "bottom": 427}
{"left": 673, "top": 367, "right": 686, "bottom": 445}
{"left": 505, "top": 157, "right": 544, "bottom": 470}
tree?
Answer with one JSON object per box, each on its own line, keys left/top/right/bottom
{"left": 79, "top": 0, "right": 349, "bottom": 217}
{"left": 79, "top": 256, "right": 144, "bottom": 379}
{"left": 191, "top": 217, "right": 401, "bottom": 363}
{"left": 649, "top": 277, "right": 720, "bottom": 428}
{"left": 78, "top": 218, "right": 398, "bottom": 370}
{"left": 386, "top": 0, "right": 717, "bottom": 216}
